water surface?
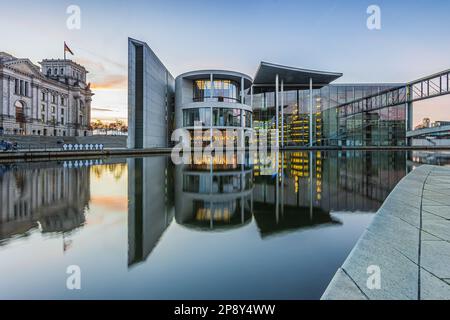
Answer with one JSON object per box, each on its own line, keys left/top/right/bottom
{"left": 0, "top": 151, "right": 447, "bottom": 299}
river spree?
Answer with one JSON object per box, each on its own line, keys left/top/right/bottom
{"left": 0, "top": 151, "right": 448, "bottom": 299}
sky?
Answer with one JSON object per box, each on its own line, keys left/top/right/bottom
{"left": 1, "top": 0, "right": 449, "bottom": 124}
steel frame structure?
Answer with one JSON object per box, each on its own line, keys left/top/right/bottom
{"left": 336, "top": 69, "right": 450, "bottom": 117}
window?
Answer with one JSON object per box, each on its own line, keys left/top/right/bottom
{"left": 183, "top": 108, "right": 211, "bottom": 127}
{"left": 213, "top": 108, "right": 241, "bottom": 127}
{"left": 41, "top": 104, "right": 45, "bottom": 112}
{"left": 19, "top": 80, "right": 24, "bottom": 95}
{"left": 61, "top": 108, "right": 64, "bottom": 115}
{"left": 41, "top": 113, "right": 45, "bottom": 122}
{"left": 61, "top": 97, "right": 65, "bottom": 106}
{"left": 24, "top": 82, "right": 28, "bottom": 96}
{"left": 242, "top": 110, "right": 252, "bottom": 128}
{"left": 41, "top": 92, "right": 46, "bottom": 101}
{"left": 60, "top": 68, "right": 64, "bottom": 75}
{"left": 52, "top": 95, "right": 57, "bottom": 103}
{"left": 51, "top": 116, "right": 56, "bottom": 124}
{"left": 14, "top": 79, "right": 19, "bottom": 94}
{"left": 51, "top": 106, "right": 55, "bottom": 113}
{"left": 15, "top": 101, "right": 25, "bottom": 122}
{"left": 54, "top": 68, "right": 57, "bottom": 75}
{"left": 61, "top": 117, "right": 65, "bottom": 125}
{"left": 193, "top": 79, "right": 240, "bottom": 103}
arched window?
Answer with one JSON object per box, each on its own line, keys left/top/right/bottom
{"left": 15, "top": 100, "right": 25, "bottom": 123}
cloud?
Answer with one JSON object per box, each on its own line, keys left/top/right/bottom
{"left": 72, "top": 55, "right": 126, "bottom": 90}
{"left": 92, "top": 107, "right": 115, "bottom": 112}
{"left": 90, "top": 196, "right": 128, "bottom": 212}
{"left": 90, "top": 74, "right": 127, "bottom": 90}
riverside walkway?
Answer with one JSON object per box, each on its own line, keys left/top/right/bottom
{"left": 322, "top": 165, "right": 450, "bottom": 300}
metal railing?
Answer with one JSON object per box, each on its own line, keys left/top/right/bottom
{"left": 336, "top": 69, "right": 450, "bottom": 117}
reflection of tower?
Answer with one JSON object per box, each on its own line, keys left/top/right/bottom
{"left": 175, "top": 153, "right": 254, "bottom": 231}
{"left": 0, "top": 162, "right": 91, "bottom": 242}
{"left": 128, "top": 157, "right": 174, "bottom": 267}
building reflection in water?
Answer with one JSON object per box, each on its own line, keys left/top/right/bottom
{"left": 127, "top": 150, "right": 408, "bottom": 266}
{"left": 175, "top": 153, "right": 254, "bottom": 230}
{"left": 0, "top": 160, "right": 94, "bottom": 245}
{"left": 253, "top": 151, "right": 406, "bottom": 237}
{"left": 127, "top": 157, "right": 174, "bottom": 267}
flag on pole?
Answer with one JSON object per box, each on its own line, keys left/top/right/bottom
{"left": 64, "top": 42, "right": 74, "bottom": 59}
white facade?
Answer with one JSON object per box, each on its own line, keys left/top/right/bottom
{"left": 0, "top": 52, "right": 93, "bottom": 136}
{"left": 175, "top": 70, "right": 253, "bottom": 147}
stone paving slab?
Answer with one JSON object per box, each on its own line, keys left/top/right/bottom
{"left": 322, "top": 165, "right": 450, "bottom": 300}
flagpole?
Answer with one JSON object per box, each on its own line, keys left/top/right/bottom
{"left": 64, "top": 42, "right": 66, "bottom": 60}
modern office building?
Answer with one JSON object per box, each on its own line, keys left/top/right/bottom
{"left": 128, "top": 39, "right": 407, "bottom": 148}
{"left": 127, "top": 38, "right": 175, "bottom": 149}
{"left": 0, "top": 52, "right": 93, "bottom": 136}
{"left": 175, "top": 70, "right": 253, "bottom": 147}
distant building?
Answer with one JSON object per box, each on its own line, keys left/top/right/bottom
{"left": 432, "top": 120, "right": 450, "bottom": 127}
{"left": 415, "top": 117, "right": 431, "bottom": 130}
{"left": 0, "top": 52, "right": 93, "bottom": 136}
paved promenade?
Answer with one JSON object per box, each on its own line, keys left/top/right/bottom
{"left": 322, "top": 165, "right": 450, "bottom": 300}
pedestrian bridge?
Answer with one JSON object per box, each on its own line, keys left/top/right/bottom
{"left": 407, "top": 125, "right": 450, "bottom": 138}
{"left": 337, "top": 69, "right": 450, "bottom": 120}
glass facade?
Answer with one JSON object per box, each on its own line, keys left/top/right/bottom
{"left": 183, "top": 107, "right": 252, "bottom": 128}
{"left": 183, "top": 107, "right": 211, "bottom": 127}
{"left": 193, "top": 79, "right": 240, "bottom": 103}
{"left": 250, "top": 84, "right": 406, "bottom": 147}
{"left": 213, "top": 108, "right": 241, "bottom": 127}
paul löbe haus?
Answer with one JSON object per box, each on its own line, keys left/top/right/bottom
{"left": 127, "top": 38, "right": 414, "bottom": 150}
{"left": 0, "top": 52, "right": 92, "bottom": 137}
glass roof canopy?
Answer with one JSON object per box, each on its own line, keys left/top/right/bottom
{"left": 252, "top": 61, "right": 343, "bottom": 93}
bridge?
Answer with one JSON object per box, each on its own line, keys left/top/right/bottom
{"left": 406, "top": 124, "right": 450, "bottom": 138}
{"left": 337, "top": 69, "right": 450, "bottom": 135}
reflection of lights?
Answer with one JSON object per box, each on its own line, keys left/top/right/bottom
{"left": 196, "top": 208, "right": 231, "bottom": 222}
